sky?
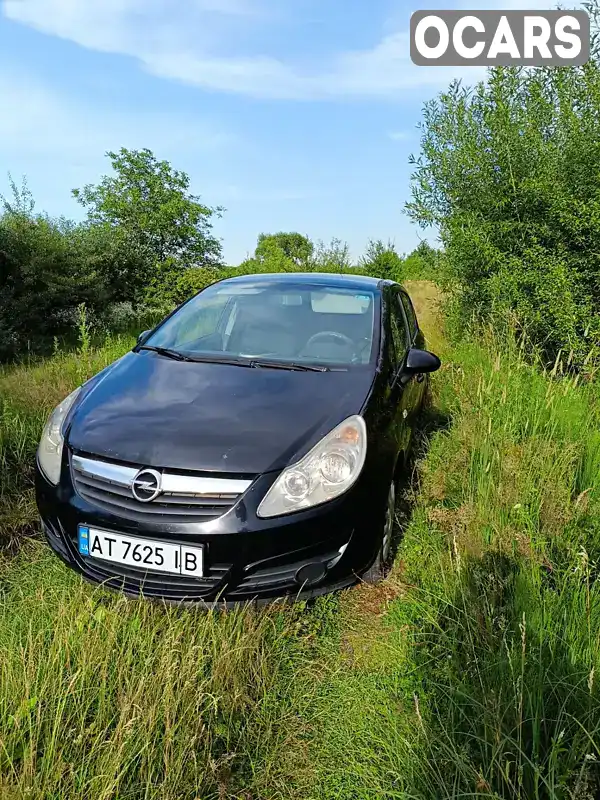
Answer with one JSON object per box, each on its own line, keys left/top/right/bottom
{"left": 0, "top": 0, "right": 573, "bottom": 264}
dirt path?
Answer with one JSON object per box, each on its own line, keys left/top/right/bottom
{"left": 403, "top": 279, "right": 446, "bottom": 353}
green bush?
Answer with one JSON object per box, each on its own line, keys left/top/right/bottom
{"left": 358, "top": 239, "right": 404, "bottom": 280}
{"left": 0, "top": 148, "right": 227, "bottom": 360}
{"left": 402, "top": 241, "right": 442, "bottom": 281}
{"left": 408, "top": 60, "right": 600, "bottom": 369}
{"left": 143, "top": 259, "right": 223, "bottom": 308}
{"left": 0, "top": 210, "right": 103, "bottom": 359}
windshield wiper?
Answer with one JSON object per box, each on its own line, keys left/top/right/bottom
{"left": 137, "top": 348, "right": 330, "bottom": 372}
{"left": 138, "top": 345, "right": 189, "bottom": 361}
{"left": 180, "top": 353, "right": 254, "bottom": 366}
{"left": 249, "top": 359, "right": 330, "bottom": 373}
{"left": 138, "top": 347, "right": 252, "bottom": 367}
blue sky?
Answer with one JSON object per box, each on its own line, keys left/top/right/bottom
{"left": 0, "top": 0, "right": 556, "bottom": 264}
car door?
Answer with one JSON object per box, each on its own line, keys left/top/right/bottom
{"left": 391, "top": 286, "right": 425, "bottom": 447}
{"left": 387, "top": 287, "right": 413, "bottom": 459}
{"left": 398, "top": 289, "right": 426, "bottom": 408}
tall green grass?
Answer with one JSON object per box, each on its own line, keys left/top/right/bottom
{"left": 1, "top": 293, "right": 600, "bottom": 798}
{"left": 293, "top": 329, "right": 600, "bottom": 799}
{"left": 0, "top": 543, "right": 340, "bottom": 800}
{"left": 0, "top": 329, "right": 135, "bottom": 544}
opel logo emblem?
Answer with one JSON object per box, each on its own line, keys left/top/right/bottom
{"left": 131, "top": 468, "right": 162, "bottom": 503}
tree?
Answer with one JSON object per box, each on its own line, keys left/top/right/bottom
{"left": 236, "top": 232, "right": 314, "bottom": 274}
{"left": 235, "top": 232, "right": 356, "bottom": 274}
{"left": 255, "top": 232, "right": 314, "bottom": 268}
{"left": 312, "top": 238, "right": 353, "bottom": 271}
{"left": 407, "top": 59, "right": 600, "bottom": 368}
{"left": 73, "top": 148, "right": 224, "bottom": 269}
{"left": 359, "top": 239, "right": 404, "bottom": 280}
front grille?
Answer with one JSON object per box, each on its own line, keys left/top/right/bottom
{"left": 70, "top": 453, "right": 253, "bottom": 523}
{"left": 76, "top": 554, "right": 233, "bottom": 601}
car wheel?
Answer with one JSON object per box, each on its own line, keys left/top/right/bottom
{"left": 362, "top": 478, "right": 396, "bottom": 584}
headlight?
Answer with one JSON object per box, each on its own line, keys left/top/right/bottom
{"left": 37, "top": 387, "right": 81, "bottom": 485}
{"left": 257, "top": 415, "right": 367, "bottom": 518}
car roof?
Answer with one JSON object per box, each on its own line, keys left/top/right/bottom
{"left": 217, "top": 271, "right": 387, "bottom": 292}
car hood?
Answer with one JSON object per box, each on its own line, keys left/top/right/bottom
{"left": 67, "top": 351, "right": 375, "bottom": 474}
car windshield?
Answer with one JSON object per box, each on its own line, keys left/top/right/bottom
{"left": 142, "top": 280, "right": 378, "bottom": 367}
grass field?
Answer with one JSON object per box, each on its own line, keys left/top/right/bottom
{"left": 1, "top": 282, "right": 599, "bottom": 798}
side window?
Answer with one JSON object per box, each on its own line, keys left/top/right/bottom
{"left": 389, "top": 290, "right": 409, "bottom": 365}
{"left": 399, "top": 291, "right": 418, "bottom": 341}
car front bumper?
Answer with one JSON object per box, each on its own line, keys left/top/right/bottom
{"left": 35, "top": 455, "right": 384, "bottom": 605}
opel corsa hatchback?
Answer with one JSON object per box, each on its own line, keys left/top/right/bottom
{"left": 35, "top": 273, "right": 441, "bottom": 604}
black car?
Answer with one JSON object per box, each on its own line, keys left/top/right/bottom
{"left": 35, "top": 272, "right": 440, "bottom": 605}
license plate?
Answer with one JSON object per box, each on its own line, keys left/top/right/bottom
{"left": 78, "top": 525, "right": 204, "bottom": 578}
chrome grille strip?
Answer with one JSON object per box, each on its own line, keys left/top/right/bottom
{"left": 72, "top": 455, "right": 136, "bottom": 488}
{"left": 72, "top": 455, "right": 252, "bottom": 496}
{"left": 70, "top": 453, "right": 253, "bottom": 523}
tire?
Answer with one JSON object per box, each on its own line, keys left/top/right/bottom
{"left": 362, "top": 478, "right": 396, "bottom": 584}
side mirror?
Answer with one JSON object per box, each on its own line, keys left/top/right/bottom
{"left": 137, "top": 329, "right": 151, "bottom": 345}
{"left": 404, "top": 348, "right": 441, "bottom": 375}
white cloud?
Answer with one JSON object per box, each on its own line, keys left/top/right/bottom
{"left": 0, "top": 71, "right": 235, "bottom": 165}
{"left": 0, "top": 70, "right": 314, "bottom": 232}
{"left": 387, "top": 130, "right": 412, "bottom": 141}
{"left": 3, "top": 0, "right": 488, "bottom": 100}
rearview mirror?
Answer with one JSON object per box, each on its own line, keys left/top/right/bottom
{"left": 137, "top": 330, "right": 151, "bottom": 345}
{"left": 404, "top": 348, "right": 441, "bottom": 375}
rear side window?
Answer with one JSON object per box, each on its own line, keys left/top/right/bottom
{"left": 399, "top": 292, "right": 418, "bottom": 340}
{"left": 389, "top": 295, "right": 409, "bottom": 363}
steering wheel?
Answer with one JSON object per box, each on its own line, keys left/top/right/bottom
{"left": 351, "top": 336, "right": 373, "bottom": 362}
{"left": 303, "top": 331, "right": 355, "bottom": 351}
